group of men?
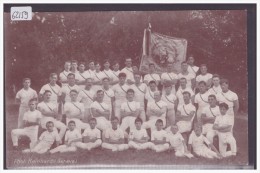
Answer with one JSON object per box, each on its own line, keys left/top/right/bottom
{"left": 11, "top": 56, "right": 239, "bottom": 159}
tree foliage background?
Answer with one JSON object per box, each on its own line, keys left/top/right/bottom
{"left": 4, "top": 10, "right": 247, "bottom": 111}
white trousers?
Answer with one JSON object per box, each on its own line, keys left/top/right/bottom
{"left": 41, "top": 117, "right": 67, "bottom": 139}
{"left": 202, "top": 124, "right": 218, "bottom": 143}
{"left": 128, "top": 141, "right": 152, "bottom": 150}
{"left": 173, "top": 145, "right": 186, "bottom": 157}
{"left": 18, "top": 106, "right": 29, "bottom": 128}
{"left": 218, "top": 132, "right": 237, "bottom": 157}
{"left": 120, "top": 116, "right": 136, "bottom": 132}
{"left": 30, "top": 141, "right": 52, "bottom": 154}
{"left": 75, "top": 139, "right": 102, "bottom": 150}
{"left": 11, "top": 127, "right": 38, "bottom": 148}
{"left": 149, "top": 142, "right": 170, "bottom": 152}
{"left": 49, "top": 142, "right": 80, "bottom": 153}
{"left": 101, "top": 142, "right": 129, "bottom": 152}
{"left": 193, "top": 146, "right": 219, "bottom": 159}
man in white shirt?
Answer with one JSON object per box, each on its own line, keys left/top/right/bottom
{"left": 86, "top": 61, "right": 96, "bottom": 79}
{"left": 110, "top": 61, "right": 120, "bottom": 85}
{"left": 39, "top": 73, "right": 61, "bottom": 104}
{"left": 120, "top": 89, "right": 141, "bottom": 132}
{"left": 90, "top": 90, "right": 111, "bottom": 131}
{"left": 176, "top": 78, "right": 194, "bottom": 106}
{"left": 161, "top": 63, "right": 178, "bottom": 94}
{"left": 76, "top": 62, "right": 91, "bottom": 90}
{"left": 178, "top": 61, "right": 195, "bottom": 89}
{"left": 195, "top": 64, "right": 213, "bottom": 89}
{"left": 12, "top": 99, "right": 42, "bottom": 150}
{"left": 175, "top": 91, "right": 196, "bottom": 135}
{"left": 59, "top": 61, "right": 71, "bottom": 87}
{"left": 64, "top": 90, "right": 89, "bottom": 131}
{"left": 75, "top": 118, "right": 102, "bottom": 150}
{"left": 78, "top": 78, "right": 95, "bottom": 122}
{"left": 102, "top": 77, "right": 115, "bottom": 119}
{"left": 120, "top": 58, "right": 134, "bottom": 85}
{"left": 61, "top": 73, "right": 80, "bottom": 103}
{"left": 130, "top": 72, "right": 147, "bottom": 121}
{"left": 70, "top": 60, "right": 79, "bottom": 76}
{"left": 216, "top": 79, "right": 239, "bottom": 116}
{"left": 37, "top": 90, "right": 67, "bottom": 139}
{"left": 201, "top": 94, "right": 220, "bottom": 143}
{"left": 92, "top": 63, "right": 105, "bottom": 92}
{"left": 194, "top": 81, "right": 210, "bottom": 123}
{"left": 187, "top": 56, "right": 199, "bottom": 77}
{"left": 112, "top": 72, "right": 129, "bottom": 120}
{"left": 143, "top": 91, "right": 167, "bottom": 130}
{"left": 102, "top": 117, "right": 129, "bottom": 152}
{"left": 213, "top": 103, "right": 237, "bottom": 157}
{"left": 102, "top": 60, "right": 115, "bottom": 84}
{"left": 145, "top": 80, "right": 158, "bottom": 103}
{"left": 15, "top": 78, "right": 38, "bottom": 128}
{"left": 208, "top": 74, "right": 222, "bottom": 96}
{"left": 144, "top": 63, "right": 161, "bottom": 86}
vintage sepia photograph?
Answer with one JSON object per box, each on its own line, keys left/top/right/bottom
{"left": 3, "top": 4, "right": 256, "bottom": 169}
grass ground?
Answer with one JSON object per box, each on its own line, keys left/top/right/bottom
{"left": 5, "top": 104, "right": 249, "bottom": 169}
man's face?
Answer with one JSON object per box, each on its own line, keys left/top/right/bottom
{"left": 95, "top": 64, "right": 101, "bottom": 71}
{"left": 171, "top": 126, "right": 179, "bottom": 134}
{"left": 155, "top": 122, "right": 163, "bottom": 131}
{"left": 212, "top": 77, "right": 220, "bottom": 86}
{"left": 104, "top": 62, "right": 110, "bottom": 69}
{"left": 135, "top": 122, "right": 142, "bottom": 130}
{"left": 125, "top": 59, "right": 132, "bottom": 67}
{"left": 134, "top": 74, "right": 141, "bottom": 83}
{"left": 181, "top": 63, "right": 188, "bottom": 71}
{"left": 154, "top": 92, "right": 161, "bottom": 102}
{"left": 29, "top": 101, "right": 37, "bottom": 110}
{"left": 111, "top": 119, "right": 118, "bottom": 129}
{"left": 50, "top": 75, "right": 58, "bottom": 83}
{"left": 180, "top": 79, "right": 187, "bottom": 87}
{"left": 23, "top": 79, "right": 31, "bottom": 88}
{"left": 85, "top": 79, "right": 93, "bottom": 88}
{"left": 208, "top": 96, "right": 217, "bottom": 106}
{"left": 46, "top": 123, "right": 54, "bottom": 132}
{"left": 165, "top": 86, "right": 172, "bottom": 94}
{"left": 194, "top": 127, "right": 202, "bottom": 136}
{"left": 221, "top": 82, "right": 229, "bottom": 92}
{"left": 113, "top": 63, "right": 119, "bottom": 71}
{"left": 149, "top": 83, "right": 157, "bottom": 91}
{"left": 167, "top": 64, "right": 173, "bottom": 72}
{"left": 96, "top": 92, "right": 104, "bottom": 101}
{"left": 103, "top": 79, "right": 110, "bottom": 87}
{"left": 68, "top": 123, "right": 76, "bottom": 131}
{"left": 149, "top": 65, "right": 155, "bottom": 73}
{"left": 187, "top": 57, "right": 194, "bottom": 65}
{"left": 127, "top": 92, "right": 134, "bottom": 101}
{"left": 219, "top": 106, "right": 228, "bottom": 115}
{"left": 200, "top": 66, "right": 207, "bottom": 74}
{"left": 89, "top": 62, "right": 95, "bottom": 70}
{"left": 132, "top": 66, "right": 138, "bottom": 73}
{"left": 67, "top": 75, "right": 75, "bottom": 85}
{"left": 79, "top": 64, "right": 85, "bottom": 72}
{"left": 199, "top": 83, "right": 207, "bottom": 93}
{"left": 70, "top": 92, "right": 78, "bottom": 101}
{"left": 89, "top": 120, "right": 97, "bottom": 129}
{"left": 64, "top": 63, "right": 71, "bottom": 71}
{"left": 183, "top": 94, "right": 190, "bottom": 103}
{"left": 119, "top": 76, "right": 126, "bottom": 84}
{"left": 44, "top": 92, "right": 52, "bottom": 101}
{"left": 71, "top": 62, "right": 78, "bottom": 71}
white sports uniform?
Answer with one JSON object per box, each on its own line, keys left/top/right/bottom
{"left": 208, "top": 85, "right": 222, "bottom": 96}
{"left": 148, "top": 129, "right": 170, "bottom": 152}
{"left": 178, "top": 72, "right": 194, "bottom": 88}
{"left": 187, "top": 65, "right": 199, "bottom": 77}
{"left": 216, "top": 90, "right": 238, "bottom": 116}
{"left": 86, "top": 69, "right": 95, "bottom": 80}
{"left": 167, "top": 132, "right": 186, "bottom": 157}
{"left": 37, "top": 101, "right": 67, "bottom": 139}
{"left": 39, "top": 83, "right": 61, "bottom": 104}
{"left": 214, "top": 114, "right": 237, "bottom": 157}
{"left": 196, "top": 73, "right": 213, "bottom": 84}
{"left": 201, "top": 105, "right": 220, "bottom": 143}
{"left": 188, "top": 131, "right": 219, "bottom": 159}
{"left": 61, "top": 84, "right": 80, "bottom": 102}
{"left": 144, "top": 73, "right": 161, "bottom": 84}
{"left": 90, "top": 101, "right": 111, "bottom": 131}
{"left": 59, "top": 70, "right": 71, "bottom": 87}
{"left": 102, "top": 88, "right": 115, "bottom": 118}
{"left": 78, "top": 88, "right": 95, "bottom": 121}
{"left": 50, "top": 129, "right": 82, "bottom": 153}
{"left": 194, "top": 91, "right": 210, "bottom": 122}
{"left": 102, "top": 69, "right": 114, "bottom": 82}
{"left": 75, "top": 71, "right": 92, "bottom": 90}
{"left": 92, "top": 71, "right": 106, "bottom": 92}
{"left": 101, "top": 127, "right": 129, "bottom": 151}
{"left": 176, "top": 103, "right": 196, "bottom": 133}
{"left": 161, "top": 93, "right": 177, "bottom": 126}
{"left": 112, "top": 83, "right": 129, "bottom": 120}
{"left": 64, "top": 101, "right": 89, "bottom": 130}
{"left": 143, "top": 100, "right": 167, "bottom": 130}
{"left": 120, "top": 101, "right": 141, "bottom": 131}
{"left": 128, "top": 128, "right": 152, "bottom": 150}
{"left": 11, "top": 109, "right": 42, "bottom": 148}
{"left": 176, "top": 87, "right": 194, "bottom": 106}
{"left": 161, "top": 72, "right": 178, "bottom": 94}
{"left": 16, "top": 88, "right": 38, "bottom": 128}
{"left": 111, "top": 70, "right": 120, "bottom": 85}
{"left": 145, "top": 88, "right": 156, "bottom": 103}
{"left": 121, "top": 67, "right": 134, "bottom": 84}
{"left": 130, "top": 83, "right": 147, "bottom": 121}
{"left": 75, "top": 127, "right": 102, "bottom": 150}
{"left": 28, "top": 130, "right": 61, "bottom": 154}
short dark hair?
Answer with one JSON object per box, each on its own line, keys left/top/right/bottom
{"left": 89, "top": 118, "right": 97, "bottom": 123}
{"left": 102, "top": 77, "right": 110, "bottom": 81}
{"left": 23, "top": 78, "right": 31, "bottom": 82}
{"left": 46, "top": 121, "right": 54, "bottom": 127}
{"left": 220, "top": 79, "right": 229, "bottom": 85}
{"left": 127, "top": 89, "right": 135, "bottom": 94}
{"left": 155, "top": 119, "right": 163, "bottom": 124}
{"left": 79, "top": 62, "right": 85, "bottom": 66}
{"left": 198, "top": 81, "right": 207, "bottom": 86}
{"left": 96, "top": 90, "right": 104, "bottom": 94}
{"left": 219, "top": 102, "right": 229, "bottom": 110}
{"left": 70, "top": 89, "right": 78, "bottom": 94}
{"left": 68, "top": 120, "right": 76, "bottom": 125}
{"left": 67, "top": 73, "right": 75, "bottom": 78}
{"left": 135, "top": 117, "right": 143, "bottom": 124}
{"left": 149, "top": 80, "right": 156, "bottom": 85}
{"left": 179, "top": 77, "right": 187, "bottom": 82}
{"left": 44, "top": 90, "right": 52, "bottom": 95}
{"left": 212, "top": 74, "right": 220, "bottom": 79}
{"left": 181, "top": 61, "right": 188, "bottom": 65}
{"left": 149, "top": 63, "right": 155, "bottom": 67}
{"left": 208, "top": 94, "right": 216, "bottom": 100}
{"left": 200, "top": 64, "right": 207, "bottom": 68}
{"left": 118, "top": 72, "right": 126, "bottom": 78}
{"left": 182, "top": 91, "right": 191, "bottom": 97}
{"left": 111, "top": 117, "right": 119, "bottom": 122}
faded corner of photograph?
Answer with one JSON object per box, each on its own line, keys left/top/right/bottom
{"left": 3, "top": 4, "right": 253, "bottom": 170}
